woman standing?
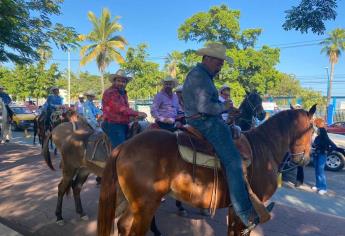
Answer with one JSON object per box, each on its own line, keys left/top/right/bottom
{"left": 312, "top": 118, "right": 337, "bottom": 195}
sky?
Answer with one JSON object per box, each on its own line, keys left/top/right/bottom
{"left": 50, "top": 0, "right": 345, "bottom": 96}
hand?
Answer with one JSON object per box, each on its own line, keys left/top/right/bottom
{"left": 137, "top": 112, "right": 147, "bottom": 119}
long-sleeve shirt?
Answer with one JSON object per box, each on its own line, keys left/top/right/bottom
{"left": 83, "top": 100, "right": 102, "bottom": 129}
{"left": 182, "top": 63, "right": 225, "bottom": 117}
{"left": 102, "top": 85, "right": 139, "bottom": 124}
{"left": 43, "top": 94, "right": 63, "bottom": 111}
{"left": 0, "top": 92, "right": 12, "bottom": 105}
{"left": 75, "top": 101, "right": 85, "bottom": 115}
{"left": 151, "top": 90, "right": 179, "bottom": 122}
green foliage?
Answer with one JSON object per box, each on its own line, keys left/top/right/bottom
{"left": 0, "top": 0, "right": 79, "bottom": 64}
{"left": 121, "top": 44, "right": 163, "bottom": 99}
{"left": 283, "top": 0, "right": 338, "bottom": 35}
{"left": 79, "top": 8, "right": 128, "bottom": 92}
{"left": 0, "top": 62, "right": 60, "bottom": 101}
{"left": 320, "top": 28, "right": 345, "bottom": 64}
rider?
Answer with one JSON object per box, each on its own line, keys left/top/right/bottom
{"left": 83, "top": 90, "right": 102, "bottom": 130}
{"left": 75, "top": 94, "right": 85, "bottom": 116}
{"left": 182, "top": 43, "right": 274, "bottom": 232}
{"left": 43, "top": 86, "right": 63, "bottom": 131}
{"left": 218, "top": 84, "right": 233, "bottom": 122}
{"left": 102, "top": 69, "right": 147, "bottom": 148}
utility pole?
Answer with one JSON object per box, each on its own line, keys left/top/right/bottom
{"left": 68, "top": 48, "right": 71, "bottom": 107}
{"left": 325, "top": 67, "right": 332, "bottom": 123}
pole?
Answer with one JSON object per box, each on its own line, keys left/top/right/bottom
{"left": 68, "top": 49, "right": 71, "bottom": 107}
{"left": 325, "top": 67, "right": 331, "bottom": 123}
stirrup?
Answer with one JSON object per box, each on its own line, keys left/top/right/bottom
{"left": 241, "top": 202, "right": 275, "bottom": 235}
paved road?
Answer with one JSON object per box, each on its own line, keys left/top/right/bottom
{"left": 1, "top": 131, "right": 345, "bottom": 236}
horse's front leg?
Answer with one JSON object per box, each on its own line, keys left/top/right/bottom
{"left": 72, "top": 169, "right": 89, "bottom": 220}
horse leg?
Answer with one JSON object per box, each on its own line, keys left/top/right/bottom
{"left": 117, "top": 207, "right": 134, "bottom": 236}
{"left": 129, "top": 201, "right": 160, "bottom": 236}
{"left": 55, "top": 172, "right": 74, "bottom": 225}
{"left": 72, "top": 169, "right": 89, "bottom": 220}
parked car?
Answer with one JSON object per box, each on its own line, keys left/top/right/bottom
{"left": 311, "top": 133, "right": 345, "bottom": 171}
{"left": 326, "top": 121, "right": 345, "bottom": 135}
{"left": 10, "top": 106, "right": 36, "bottom": 130}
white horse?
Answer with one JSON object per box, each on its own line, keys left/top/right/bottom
{"left": 0, "top": 98, "right": 11, "bottom": 143}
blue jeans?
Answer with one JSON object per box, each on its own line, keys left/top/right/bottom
{"left": 102, "top": 121, "right": 128, "bottom": 148}
{"left": 188, "top": 116, "right": 253, "bottom": 226}
{"left": 314, "top": 153, "right": 327, "bottom": 190}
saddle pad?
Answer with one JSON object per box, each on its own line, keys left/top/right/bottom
{"left": 178, "top": 134, "right": 252, "bottom": 170}
{"left": 85, "top": 131, "right": 111, "bottom": 168}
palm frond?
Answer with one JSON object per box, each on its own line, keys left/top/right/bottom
{"left": 108, "top": 48, "right": 125, "bottom": 64}
{"left": 107, "top": 40, "right": 126, "bottom": 50}
{"left": 109, "top": 35, "right": 128, "bottom": 45}
{"left": 80, "top": 44, "right": 97, "bottom": 57}
{"left": 80, "top": 44, "right": 103, "bottom": 66}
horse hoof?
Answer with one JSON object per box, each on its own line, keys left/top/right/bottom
{"left": 80, "top": 215, "right": 89, "bottom": 221}
{"left": 56, "top": 219, "right": 64, "bottom": 226}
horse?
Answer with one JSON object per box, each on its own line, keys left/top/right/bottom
{"left": 0, "top": 98, "right": 11, "bottom": 143}
{"left": 97, "top": 105, "right": 317, "bottom": 236}
{"left": 234, "top": 91, "right": 266, "bottom": 131}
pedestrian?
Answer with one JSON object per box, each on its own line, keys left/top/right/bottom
{"left": 0, "top": 86, "right": 13, "bottom": 143}
{"left": 75, "top": 94, "right": 85, "bottom": 116}
{"left": 312, "top": 118, "right": 337, "bottom": 195}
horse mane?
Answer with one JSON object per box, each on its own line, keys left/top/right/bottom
{"left": 244, "top": 109, "right": 308, "bottom": 163}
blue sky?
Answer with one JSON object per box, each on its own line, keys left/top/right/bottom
{"left": 50, "top": 0, "right": 345, "bottom": 96}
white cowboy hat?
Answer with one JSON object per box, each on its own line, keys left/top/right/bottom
{"left": 196, "top": 43, "right": 233, "bottom": 64}
{"left": 50, "top": 86, "right": 59, "bottom": 92}
{"left": 84, "top": 90, "right": 96, "bottom": 97}
{"left": 161, "top": 76, "right": 178, "bottom": 87}
{"left": 219, "top": 84, "right": 230, "bottom": 93}
{"left": 78, "top": 94, "right": 84, "bottom": 98}
{"left": 109, "top": 69, "right": 133, "bottom": 83}
{"left": 175, "top": 85, "right": 183, "bottom": 92}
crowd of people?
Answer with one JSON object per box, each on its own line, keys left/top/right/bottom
{"left": 0, "top": 42, "right": 337, "bottom": 232}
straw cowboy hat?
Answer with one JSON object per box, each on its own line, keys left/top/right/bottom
{"left": 196, "top": 42, "right": 234, "bottom": 64}
{"left": 219, "top": 84, "right": 230, "bottom": 93}
{"left": 109, "top": 69, "right": 133, "bottom": 83}
{"left": 50, "top": 86, "right": 59, "bottom": 92}
{"left": 161, "top": 76, "right": 178, "bottom": 87}
{"left": 314, "top": 117, "right": 325, "bottom": 128}
{"left": 84, "top": 90, "right": 96, "bottom": 97}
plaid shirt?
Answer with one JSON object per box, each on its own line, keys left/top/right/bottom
{"left": 102, "top": 85, "right": 139, "bottom": 124}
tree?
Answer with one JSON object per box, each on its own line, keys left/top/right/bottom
{"left": 320, "top": 28, "right": 345, "bottom": 107}
{"left": 79, "top": 8, "right": 127, "bottom": 92}
{"left": 283, "top": 0, "right": 338, "bottom": 35}
{"left": 121, "top": 44, "right": 163, "bottom": 99}
{"left": 0, "top": 0, "right": 79, "bottom": 64}
{"left": 177, "top": 5, "right": 281, "bottom": 101}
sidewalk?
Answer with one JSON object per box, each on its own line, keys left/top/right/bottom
{"left": 1, "top": 141, "right": 345, "bottom": 235}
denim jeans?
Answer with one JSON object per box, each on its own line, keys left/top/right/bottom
{"left": 102, "top": 121, "right": 128, "bottom": 148}
{"left": 314, "top": 153, "right": 327, "bottom": 190}
{"left": 187, "top": 116, "right": 253, "bottom": 226}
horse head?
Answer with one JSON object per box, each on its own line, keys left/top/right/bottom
{"left": 288, "top": 104, "right": 317, "bottom": 166}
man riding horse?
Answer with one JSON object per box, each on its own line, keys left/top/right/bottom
{"left": 42, "top": 86, "right": 64, "bottom": 131}
{"left": 182, "top": 42, "right": 274, "bottom": 232}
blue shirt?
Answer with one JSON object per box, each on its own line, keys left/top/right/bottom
{"left": 44, "top": 94, "right": 63, "bottom": 111}
{"left": 182, "top": 63, "right": 225, "bottom": 117}
{"left": 83, "top": 100, "right": 102, "bottom": 129}
{"left": 0, "top": 92, "right": 12, "bottom": 105}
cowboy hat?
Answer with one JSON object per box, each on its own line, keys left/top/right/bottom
{"left": 175, "top": 85, "right": 183, "bottom": 92}
{"left": 314, "top": 117, "right": 325, "bottom": 128}
{"left": 196, "top": 42, "right": 233, "bottom": 64}
{"left": 109, "top": 69, "right": 133, "bottom": 83}
{"left": 50, "top": 86, "right": 59, "bottom": 92}
{"left": 161, "top": 76, "right": 178, "bottom": 87}
{"left": 78, "top": 94, "right": 84, "bottom": 98}
{"left": 219, "top": 84, "right": 230, "bottom": 93}
{"left": 84, "top": 90, "right": 96, "bottom": 97}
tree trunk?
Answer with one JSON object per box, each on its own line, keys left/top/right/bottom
{"left": 326, "top": 62, "right": 335, "bottom": 122}
{"left": 101, "top": 72, "right": 105, "bottom": 94}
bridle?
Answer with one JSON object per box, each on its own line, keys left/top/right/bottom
{"left": 239, "top": 93, "right": 264, "bottom": 126}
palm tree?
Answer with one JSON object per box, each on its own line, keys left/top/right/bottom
{"left": 164, "top": 51, "right": 182, "bottom": 79}
{"left": 320, "top": 28, "right": 345, "bottom": 110}
{"left": 79, "top": 8, "right": 127, "bottom": 92}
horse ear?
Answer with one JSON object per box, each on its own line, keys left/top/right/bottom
{"left": 290, "top": 104, "right": 294, "bottom": 110}
{"left": 308, "top": 104, "right": 317, "bottom": 117}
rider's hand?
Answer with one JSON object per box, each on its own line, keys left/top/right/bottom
{"left": 137, "top": 112, "right": 147, "bottom": 119}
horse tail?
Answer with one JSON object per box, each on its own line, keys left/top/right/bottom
{"left": 97, "top": 145, "right": 122, "bottom": 236}
{"left": 43, "top": 131, "right": 55, "bottom": 171}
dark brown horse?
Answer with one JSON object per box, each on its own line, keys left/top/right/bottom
{"left": 97, "top": 105, "right": 317, "bottom": 236}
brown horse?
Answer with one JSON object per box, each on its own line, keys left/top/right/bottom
{"left": 97, "top": 105, "right": 317, "bottom": 236}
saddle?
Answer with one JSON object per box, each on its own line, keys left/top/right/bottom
{"left": 84, "top": 130, "right": 112, "bottom": 171}
{"left": 176, "top": 125, "right": 252, "bottom": 169}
